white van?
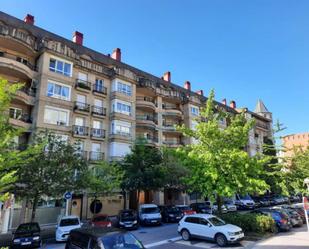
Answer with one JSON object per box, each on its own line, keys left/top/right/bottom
{"left": 55, "top": 215, "right": 81, "bottom": 242}
{"left": 138, "top": 204, "right": 161, "bottom": 225}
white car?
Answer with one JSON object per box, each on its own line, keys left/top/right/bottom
{"left": 177, "top": 214, "right": 244, "bottom": 247}
{"left": 138, "top": 204, "right": 162, "bottom": 225}
{"left": 55, "top": 215, "right": 81, "bottom": 242}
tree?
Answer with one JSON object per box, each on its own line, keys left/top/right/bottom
{"left": 176, "top": 90, "right": 270, "bottom": 213}
{"left": 122, "top": 138, "right": 164, "bottom": 205}
{"left": 0, "top": 78, "right": 23, "bottom": 201}
{"left": 13, "top": 131, "right": 89, "bottom": 221}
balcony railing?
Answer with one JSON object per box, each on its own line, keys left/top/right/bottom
{"left": 162, "top": 104, "right": 181, "bottom": 111}
{"left": 111, "top": 131, "right": 131, "bottom": 137}
{"left": 136, "top": 96, "right": 155, "bottom": 103}
{"left": 72, "top": 125, "right": 89, "bottom": 136}
{"left": 75, "top": 79, "right": 92, "bottom": 90}
{"left": 0, "top": 51, "right": 37, "bottom": 71}
{"left": 89, "top": 151, "right": 104, "bottom": 161}
{"left": 91, "top": 128, "right": 106, "bottom": 139}
{"left": 136, "top": 115, "right": 156, "bottom": 122}
{"left": 93, "top": 84, "right": 107, "bottom": 95}
{"left": 18, "top": 87, "right": 36, "bottom": 97}
{"left": 9, "top": 110, "right": 32, "bottom": 123}
{"left": 91, "top": 106, "right": 106, "bottom": 116}
{"left": 163, "top": 140, "right": 183, "bottom": 145}
{"left": 74, "top": 101, "right": 90, "bottom": 112}
{"left": 75, "top": 150, "right": 88, "bottom": 160}
{"left": 162, "top": 121, "right": 180, "bottom": 127}
{"left": 256, "top": 122, "right": 269, "bottom": 130}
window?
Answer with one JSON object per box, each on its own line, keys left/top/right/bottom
{"left": 49, "top": 58, "right": 72, "bottom": 77}
{"left": 77, "top": 94, "right": 86, "bottom": 103}
{"left": 78, "top": 72, "right": 88, "bottom": 81}
{"left": 112, "top": 121, "right": 131, "bottom": 136}
{"left": 185, "top": 217, "right": 199, "bottom": 224}
{"left": 75, "top": 117, "right": 85, "bottom": 126}
{"left": 47, "top": 81, "right": 70, "bottom": 101}
{"left": 44, "top": 106, "right": 69, "bottom": 126}
{"left": 191, "top": 106, "right": 199, "bottom": 116}
{"left": 93, "top": 120, "right": 102, "bottom": 129}
{"left": 9, "top": 107, "right": 22, "bottom": 119}
{"left": 117, "top": 81, "right": 132, "bottom": 96}
{"left": 94, "top": 99, "right": 103, "bottom": 107}
{"left": 112, "top": 100, "right": 131, "bottom": 115}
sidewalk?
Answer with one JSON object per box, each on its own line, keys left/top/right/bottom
{"left": 251, "top": 226, "right": 309, "bottom": 249}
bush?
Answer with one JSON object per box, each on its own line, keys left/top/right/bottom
{"left": 220, "top": 213, "right": 276, "bottom": 234}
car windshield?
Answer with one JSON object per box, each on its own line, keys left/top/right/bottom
{"left": 224, "top": 200, "right": 233, "bottom": 205}
{"left": 239, "top": 195, "right": 253, "bottom": 201}
{"left": 197, "top": 204, "right": 209, "bottom": 208}
{"left": 121, "top": 211, "right": 135, "bottom": 218}
{"left": 101, "top": 233, "right": 144, "bottom": 249}
{"left": 93, "top": 216, "right": 109, "bottom": 222}
{"left": 167, "top": 207, "right": 180, "bottom": 213}
{"left": 60, "top": 218, "right": 79, "bottom": 226}
{"left": 178, "top": 206, "right": 191, "bottom": 211}
{"left": 16, "top": 223, "right": 40, "bottom": 234}
{"left": 208, "top": 217, "right": 226, "bottom": 226}
{"left": 141, "top": 207, "right": 159, "bottom": 213}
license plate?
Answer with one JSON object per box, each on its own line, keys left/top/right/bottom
{"left": 151, "top": 220, "right": 157, "bottom": 223}
{"left": 21, "top": 242, "right": 31, "bottom": 245}
{"left": 125, "top": 224, "right": 133, "bottom": 227}
{"left": 176, "top": 217, "right": 181, "bottom": 219}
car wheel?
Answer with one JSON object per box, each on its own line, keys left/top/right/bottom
{"left": 215, "top": 233, "right": 227, "bottom": 247}
{"left": 181, "top": 229, "right": 191, "bottom": 241}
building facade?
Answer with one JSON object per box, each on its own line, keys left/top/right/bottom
{"left": 282, "top": 132, "right": 309, "bottom": 158}
{"left": 0, "top": 12, "right": 273, "bottom": 225}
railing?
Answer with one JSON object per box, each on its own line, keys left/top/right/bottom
{"left": 91, "top": 128, "right": 106, "bottom": 139}
{"left": 162, "top": 104, "right": 181, "bottom": 111}
{"left": 75, "top": 150, "right": 88, "bottom": 160}
{"left": 72, "top": 125, "right": 89, "bottom": 136}
{"left": 163, "top": 140, "right": 182, "bottom": 145}
{"left": 162, "top": 121, "right": 180, "bottom": 127}
{"left": 74, "top": 101, "right": 90, "bottom": 112}
{"left": 9, "top": 110, "right": 32, "bottom": 123}
{"left": 111, "top": 131, "right": 131, "bottom": 137}
{"left": 89, "top": 151, "right": 104, "bottom": 161}
{"left": 93, "top": 84, "right": 107, "bottom": 94}
{"left": 91, "top": 106, "right": 106, "bottom": 116}
{"left": 0, "top": 51, "right": 37, "bottom": 71}
{"left": 136, "top": 96, "right": 155, "bottom": 103}
{"left": 136, "top": 115, "right": 156, "bottom": 122}
{"left": 17, "top": 86, "right": 36, "bottom": 97}
{"left": 75, "top": 79, "right": 92, "bottom": 90}
{"left": 256, "top": 122, "right": 269, "bottom": 130}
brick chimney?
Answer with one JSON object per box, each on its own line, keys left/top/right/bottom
{"left": 230, "top": 100, "right": 236, "bottom": 108}
{"left": 73, "top": 31, "right": 83, "bottom": 46}
{"left": 24, "top": 14, "right": 34, "bottom": 25}
{"left": 184, "top": 81, "right": 191, "bottom": 91}
{"left": 196, "top": 90, "right": 203, "bottom": 96}
{"left": 163, "top": 71, "right": 171, "bottom": 82}
{"left": 111, "top": 48, "right": 121, "bottom": 61}
{"left": 222, "top": 98, "right": 227, "bottom": 105}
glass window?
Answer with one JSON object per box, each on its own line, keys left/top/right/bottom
{"left": 101, "top": 233, "right": 143, "bottom": 249}
{"left": 117, "top": 82, "right": 132, "bottom": 96}
{"left": 47, "top": 81, "right": 70, "bottom": 100}
{"left": 49, "top": 58, "right": 72, "bottom": 77}
{"left": 93, "top": 120, "right": 101, "bottom": 129}
{"left": 191, "top": 106, "right": 199, "bottom": 116}
{"left": 75, "top": 117, "right": 84, "bottom": 126}
{"left": 44, "top": 107, "right": 69, "bottom": 126}
{"left": 59, "top": 218, "right": 79, "bottom": 227}
{"left": 115, "top": 102, "right": 131, "bottom": 115}
{"left": 77, "top": 94, "right": 86, "bottom": 103}
{"left": 94, "top": 99, "right": 103, "bottom": 107}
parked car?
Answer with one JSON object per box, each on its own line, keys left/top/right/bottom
{"left": 190, "top": 202, "right": 212, "bottom": 214}
{"left": 251, "top": 209, "right": 291, "bottom": 232}
{"left": 90, "top": 214, "right": 112, "bottom": 228}
{"left": 11, "top": 222, "right": 42, "bottom": 249}
{"left": 117, "top": 209, "right": 139, "bottom": 229}
{"left": 138, "top": 204, "right": 161, "bottom": 225}
{"left": 209, "top": 202, "right": 228, "bottom": 214}
{"left": 222, "top": 199, "right": 237, "bottom": 212}
{"left": 160, "top": 205, "right": 183, "bottom": 223}
{"left": 176, "top": 205, "right": 196, "bottom": 216}
{"left": 290, "top": 207, "right": 306, "bottom": 224}
{"left": 65, "top": 227, "right": 145, "bottom": 249}
{"left": 56, "top": 215, "right": 82, "bottom": 242}
{"left": 234, "top": 194, "right": 255, "bottom": 210}
{"left": 273, "top": 207, "right": 303, "bottom": 227}
{"left": 272, "top": 195, "right": 286, "bottom": 205}
{"left": 178, "top": 214, "right": 244, "bottom": 247}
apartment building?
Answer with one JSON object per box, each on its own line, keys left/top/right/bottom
{"left": 0, "top": 12, "right": 273, "bottom": 223}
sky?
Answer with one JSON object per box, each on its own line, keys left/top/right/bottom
{"left": 1, "top": 0, "right": 308, "bottom": 136}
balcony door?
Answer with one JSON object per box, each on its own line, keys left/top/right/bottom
{"left": 78, "top": 72, "right": 88, "bottom": 81}
{"left": 75, "top": 117, "right": 86, "bottom": 135}
{"left": 91, "top": 143, "right": 101, "bottom": 160}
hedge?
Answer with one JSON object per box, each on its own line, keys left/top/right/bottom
{"left": 219, "top": 213, "right": 276, "bottom": 234}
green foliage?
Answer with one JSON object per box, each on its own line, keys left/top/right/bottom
{"left": 87, "top": 161, "right": 124, "bottom": 196}
{"left": 122, "top": 138, "right": 164, "bottom": 194}
{"left": 176, "top": 90, "right": 270, "bottom": 206}
{"left": 220, "top": 213, "right": 276, "bottom": 234}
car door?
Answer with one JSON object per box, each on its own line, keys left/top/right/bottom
{"left": 196, "top": 218, "right": 214, "bottom": 239}
{"left": 184, "top": 217, "right": 200, "bottom": 236}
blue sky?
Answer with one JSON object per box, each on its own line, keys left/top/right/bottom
{"left": 1, "top": 0, "right": 308, "bottom": 136}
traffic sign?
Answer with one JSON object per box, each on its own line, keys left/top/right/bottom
{"left": 64, "top": 191, "right": 72, "bottom": 200}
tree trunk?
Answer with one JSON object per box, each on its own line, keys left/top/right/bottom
{"left": 18, "top": 198, "right": 27, "bottom": 225}
{"left": 31, "top": 195, "right": 39, "bottom": 222}
{"left": 136, "top": 190, "right": 140, "bottom": 206}
{"left": 216, "top": 195, "right": 223, "bottom": 215}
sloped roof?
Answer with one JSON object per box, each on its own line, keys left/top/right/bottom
{"left": 255, "top": 99, "right": 269, "bottom": 113}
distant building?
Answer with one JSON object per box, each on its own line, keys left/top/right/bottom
{"left": 282, "top": 132, "right": 309, "bottom": 158}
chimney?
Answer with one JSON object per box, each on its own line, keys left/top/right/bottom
{"left": 196, "top": 90, "right": 203, "bottom": 96}
{"left": 73, "top": 31, "right": 83, "bottom": 46}
{"left": 230, "top": 100, "right": 236, "bottom": 108}
{"left": 163, "top": 71, "right": 171, "bottom": 82}
{"left": 111, "top": 48, "right": 121, "bottom": 61}
{"left": 184, "top": 81, "right": 191, "bottom": 91}
{"left": 24, "top": 14, "right": 34, "bottom": 25}
{"left": 222, "top": 98, "right": 227, "bottom": 105}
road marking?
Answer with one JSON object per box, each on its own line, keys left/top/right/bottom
{"left": 144, "top": 236, "right": 182, "bottom": 248}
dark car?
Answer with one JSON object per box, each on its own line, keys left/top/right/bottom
{"left": 65, "top": 227, "right": 145, "bottom": 249}
{"left": 290, "top": 207, "right": 306, "bottom": 224}
{"left": 117, "top": 209, "right": 139, "bottom": 229}
{"left": 279, "top": 208, "right": 303, "bottom": 227}
{"left": 251, "top": 209, "right": 291, "bottom": 232}
{"left": 190, "top": 202, "right": 212, "bottom": 214}
{"left": 160, "top": 206, "right": 182, "bottom": 223}
{"left": 11, "top": 222, "right": 41, "bottom": 249}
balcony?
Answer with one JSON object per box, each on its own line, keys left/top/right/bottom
{"left": 91, "top": 128, "right": 106, "bottom": 140}
{"left": 74, "top": 101, "right": 90, "bottom": 113}
{"left": 163, "top": 140, "right": 183, "bottom": 147}
{"left": 14, "top": 87, "right": 36, "bottom": 105}
{"left": 75, "top": 150, "right": 88, "bottom": 160}
{"left": 136, "top": 114, "right": 157, "bottom": 129}
{"left": 162, "top": 121, "right": 181, "bottom": 132}
{"left": 91, "top": 106, "right": 107, "bottom": 117}
{"left": 72, "top": 125, "right": 89, "bottom": 137}
{"left": 136, "top": 96, "right": 156, "bottom": 110}
{"left": 255, "top": 122, "right": 269, "bottom": 131}
{"left": 137, "top": 134, "right": 158, "bottom": 146}
{"left": 109, "top": 131, "right": 132, "bottom": 142}
{"left": 75, "top": 79, "right": 91, "bottom": 91}
{"left": 93, "top": 83, "right": 107, "bottom": 96}
{"left": 89, "top": 151, "right": 104, "bottom": 161}
{"left": 162, "top": 104, "right": 183, "bottom": 117}
{"left": 9, "top": 111, "right": 32, "bottom": 129}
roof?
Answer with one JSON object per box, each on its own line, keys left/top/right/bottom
{"left": 255, "top": 99, "right": 269, "bottom": 113}
{"left": 185, "top": 213, "right": 215, "bottom": 219}
{"left": 71, "top": 227, "right": 123, "bottom": 237}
